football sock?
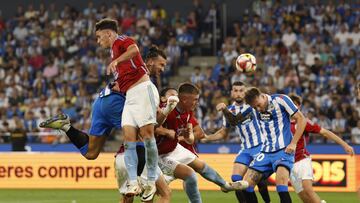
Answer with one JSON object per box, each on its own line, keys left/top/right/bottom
{"left": 244, "top": 187, "right": 258, "bottom": 203}
{"left": 184, "top": 172, "right": 202, "bottom": 203}
{"left": 136, "top": 145, "right": 146, "bottom": 176}
{"left": 277, "top": 185, "right": 292, "bottom": 203}
{"left": 231, "top": 175, "right": 246, "bottom": 202}
{"left": 258, "top": 179, "right": 270, "bottom": 203}
{"left": 124, "top": 141, "right": 138, "bottom": 182}
{"left": 199, "top": 163, "right": 226, "bottom": 187}
{"left": 65, "top": 126, "right": 89, "bottom": 156}
{"left": 144, "top": 137, "right": 159, "bottom": 182}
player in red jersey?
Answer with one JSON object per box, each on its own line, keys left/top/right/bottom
{"left": 156, "top": 87, "right": 204, "bottom": 203}
{"left": 95, "top": 19, "right": 160, "bottom": 201}
{"left": 156, "top": 83, "right": 248, "bottom": 195}
{"left": 288, "top": 94, "right": 354, "bottom": 203}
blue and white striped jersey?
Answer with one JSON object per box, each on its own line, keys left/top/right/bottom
{"left": 223, "top": 102, "right": 263, "bottom": 149}
{"left": 256, "top": 94, "right": 298, "bottom": 152}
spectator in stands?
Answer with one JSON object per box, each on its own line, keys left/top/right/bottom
{"left": 351, "top": 120, "right": 360, "bottom": 144}
{"left": 10, "top": 116, "right": 27, "bottom": 151}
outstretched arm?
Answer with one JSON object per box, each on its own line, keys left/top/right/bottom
{"left": 217, "top": 103, "right": 246, "bottom": 126}
{"left": 285, "top": 111, "right": 306, "bottom": 154}
{"left": 202, "top": 127, "right": 229, "bottom": 142}
{"left": 319, "top": 128, "right": 354, "bottom": 156}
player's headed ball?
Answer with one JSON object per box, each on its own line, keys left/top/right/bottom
{"left": 235, "top": 53, "right": 257, "bottom": 73}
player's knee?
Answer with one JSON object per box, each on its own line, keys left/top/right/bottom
{"left": 84, "top": 151, "right": 100, "bottom": 160}
{"left": 140, "top": 125, "right": 154, "bottom": 139}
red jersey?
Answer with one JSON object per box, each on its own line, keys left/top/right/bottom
{"left": 112, "top": 35, "right": 147, "bottom": 93}
{"left": 156, "top": 108, "right": 199, "bottom": 155}
{"left": 291, "top": 120, "right": 321, "bottom": 162}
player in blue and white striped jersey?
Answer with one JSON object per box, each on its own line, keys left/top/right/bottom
{"left": 240, "top": 87, "right": 307, "bottom": 203}
{"left": 203, "top": 82, "right": 270, "bottom": 203}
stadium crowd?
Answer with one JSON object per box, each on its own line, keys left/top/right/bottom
{"left": 0, "top": 0, "right": 359, "bottom": 146}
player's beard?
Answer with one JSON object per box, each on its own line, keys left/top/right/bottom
{"left": 235, "top": 99, "right": 243, "bottom": 104}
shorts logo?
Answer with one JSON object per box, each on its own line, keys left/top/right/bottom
{"left": 256, "top": 153, "right": 265, "bottom": 161}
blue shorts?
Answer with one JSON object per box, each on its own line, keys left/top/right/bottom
{"left": 234, "top": 145, "right": 262, "bottom": 166}
{"left": 249, "top": 149, "right": 294, "bottom": 176}
{"left": 89, "top": 93, "right": 125, "bottom": 136}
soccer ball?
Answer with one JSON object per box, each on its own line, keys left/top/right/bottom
{"left": 235, "top": 53, "right": 257, "bottom": 73}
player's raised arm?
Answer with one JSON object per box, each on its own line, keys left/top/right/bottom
{"left": 319, "top": 128, "right": 354, "bottom": 156}
{"left": 287, "top": 110, "right": 307, "bottom": 153}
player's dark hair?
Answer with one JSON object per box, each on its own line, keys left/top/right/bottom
{"left": 145, "top": 46, "right": 167, "bottom": 61}
{"left": 160, "top": 87, "right": 177, "bottom": 97}
{"left": 289, "top": 93, "right": 302, "bottom": 106}
{"left": 178, "top": 83, "right": 200, "bottom": 95}
{"left": 232, "top": 81, "right": 245, "bottom": 87}
{"left": 95, "top": 18, "right": 118, "bottom": 32}
{"left": 244, "top": 87, "right": 261, "bottom": 104}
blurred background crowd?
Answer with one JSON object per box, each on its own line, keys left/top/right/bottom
{"left": 0, "top": 0, "right": 359, "bottom": 147}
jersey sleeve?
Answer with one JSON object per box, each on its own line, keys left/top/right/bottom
{"left": 305, "top": 120, "right": 321, "bottom": 133}
{"left": 122, "top": 37, "right": 136, "bottom": 49}
{"left": 222, "top": 115, "right": 230, "bottom": 128}
{"left": 276, "top": 94, "right": 298, "bottom": 116}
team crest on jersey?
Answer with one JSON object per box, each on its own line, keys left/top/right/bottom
{"left": 259, "top": 111, "right": 273, "bottom": 122}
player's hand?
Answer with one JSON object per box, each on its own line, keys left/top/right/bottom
{"left": 167, "top": 96, "right": 179, "bottom": 109}
{"left": 110, "top": 81, "right": 120, "bottom": 92}
{"left": 216, "top": 103, "right": 227, "bottom": 111}
{"left": 200, "top": 135, "right": 210, "bottom": 143}
{"left": 107, "top": 60, "right": 118, "bottom": 75}
{"left": 285, "top": 143, "right": 296, "bottom": 154}
{"left": 162, "top": 96, "right": 179, "bottom": 116}
{"left": 178, "top": 128, "right": 190, "bottom": 138}
{"left": 344, "top": 145, "right": 355, "bottom": 156}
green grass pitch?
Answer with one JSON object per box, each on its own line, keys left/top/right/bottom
{"left": 0, "top": 189, "right": 358, "bottom": 203}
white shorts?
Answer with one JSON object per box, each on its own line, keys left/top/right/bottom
{"left": 114, "top": 153, "right": 162, "bottom": 194}
{"left": 290, "top": 157, "right": 313, "bottom": 193}
{"left": 122, "top": 80, "right": 160, "bottom": 128}
{"left": 158, "top": 144, "right": 197, "bottom": 183}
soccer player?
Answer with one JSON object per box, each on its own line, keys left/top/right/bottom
{"left": 157, "top": 87, "right": 203, "bottom": 203}
{"left": 203, "top": 81, "right": 270, "bottom": 203}
{"left": 157, "top": 83, "right": 248, "bottom": 196}
{"left": 95, "top": 18, "right": 161, "bottom": 200}
{"left": 288, "top": 94, "right": 354, "bottom": 203}
{"left": 242, "top": 87, "right": 307, "bottom": 203}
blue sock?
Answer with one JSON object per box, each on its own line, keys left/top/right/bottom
{"left": 276, "top": 185, "right": 288, "bottom": 192}
{"left": 79, "top": 143, "right": 89, "bottom": 156}
{"left": 199, "top": 163, "right": 226, "bottom": 187}
{"left": 124, "top": 142, "right": 138, "bottom": 182}
{"left": 277, "top": 185, "right": 291, "bottom": 203}
{"left": 144, "top": 137, "right": 158, "bottom": 182}
{"left": 184, "top": 173, "right": 202, "bottom": 203}
{"left": 231, "top": 174, "right": 243, "bottom": 182}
